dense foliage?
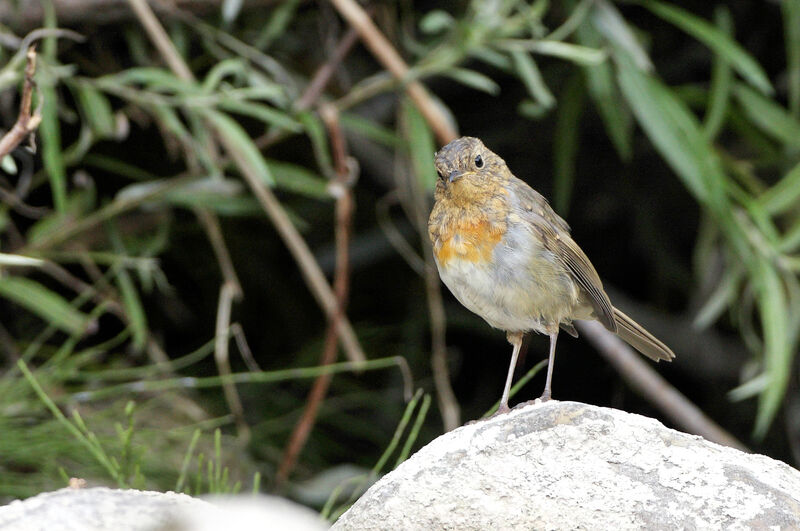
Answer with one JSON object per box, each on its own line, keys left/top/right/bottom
{"left": 0, "top": 0, "right": 798, "bottom": 514}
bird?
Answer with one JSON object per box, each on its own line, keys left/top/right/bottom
{"left": 428, "top": 136, "right": 675, "bottom": 413}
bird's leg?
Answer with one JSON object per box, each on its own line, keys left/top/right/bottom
{"left": 539, "top": 331, "right": 559, "bottom": 401}
{"left": 499, "top": 332, "right": 524, "bottom": 414}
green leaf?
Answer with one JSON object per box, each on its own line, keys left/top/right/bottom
{"left": 420, "top": 10, "right": 454, "bottom": 34}
{"left": 510, "top": 50, "right": 555, "bottom": 109}
{"left": 784, "top": 0, "right": 800, "bottom": 117}
{"left": 441, "top": 67, "right": 500, "bottom": 95}
{"left": 702, "top": 6, "right": 733, "bottom": 141}
{"left": 216, "top": 99, "right": 302, "bottom": 132}
{"left": 339, "top": 113, "right": 400, "bottom": 147}
{"left": 203, "top": 110, "right": 275, "bottom": 186}
{"left": 297, "top": 111, "right": 334, "bottom": 178}
{"left": 592, "top": 0, "right": 652, "bottom": 72}
{"left": 500, "top": 40, "right": 607, "bottom": 65}
{"left": 72, "top": 82, "right": 115, "bottom": 139}
{"left": 202, "top": 58, "right": 246, "bottom": 93}
{"left": 0, "top": 277, "right": 91, "bottom": 334}
{"left": 759, "top": 162, "right": 800, "bottom": 215}
{"left": 553, "top": 73, "right": 585, "bottom": 215}
{"left": 640, "top": 0, "right": 773, "bottom": 95}
{"left": 401, "top": 98, "right": 437, "bottom": 193}
{"left": 753, "top": 262, "right": 791, "bottom": 438}
{"left": 577, "top": 23, "right": 632, "bottom": 161}
{"left": 39, "top": 84, "right": 67, "bottom": 213}
{"left": 268, "top": 161, "right": 330, "bottom": 199}
{"left": 108, "top": 223, "right": 148, "bottom": 352}
{"left": 733, "top": 84, "right": 800, "bottom": 148}
{"left": 103, "top": 68, "right": 197, "bottom": 94}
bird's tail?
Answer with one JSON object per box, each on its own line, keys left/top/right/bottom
{"left": 612, "top": 307, "right": 675, "bottom": 362}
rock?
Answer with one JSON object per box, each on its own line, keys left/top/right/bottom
{"left": 0, "top": 487, "right": 326, "bottom": 531}
{"left": 332, "top": 401, "right": 800, "bottom": 530}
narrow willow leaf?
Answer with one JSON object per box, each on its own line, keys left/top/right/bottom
{"left": 441, "top": 67, "right": 500, "bottom": 95}
{"left": 420, "top": 10, "right": 454, "bottom": 34}
{"left": 702, "top": 6, "right": 733, "bottom": 140}
{"left": 297, "top": 111, "right": 334, "bottom": 178}
{"left": 501, "top": 40, "right": 607, "bottom": 66}
{"left": 641, "top": 0, "right": 773, "bottom": 95}
{"left": 0, "top": 277, "right": 91, "bottom": 334}
{"left": 693, "top": 267, "right": 743, "bottom": 329}
{"left": 733, "top": 84, "right": 800, "bottom": 148}
{"left": 577, "top": 23, "right": 632, "bottom": 161}
{"left": 753, "top": 262, "right": 791, "bottom": 438}
{"left": 268, "top": 161, "right": 330, "bottom": 199}
{"left": 553, "top": 74, "right": 585, "bottom": 215}
{"left": 401, "top": 98, "right": 437, "bottom": 193}
{"left": 72, "top": 82, "right": 115, "bottom": 139}
{"left": 108, "top": 224, "right": 148, "bottom": 352}
{"left": 254, "top": 0, "right": 301, "bottom": 50}
{"left": 202, "top": 58, "right": 246, "bottom": 93}
{"left": 784, "top": 0, "right": 800, "bottom": 117}
{"left": 339, "top": 113, "right": 400, "bottom": 147}
{"left": 759, "top": 162, "right": 800, "bottom": 216}
{"left": 510, "top": 50, "right": 555, "bottom": 109}
{"left": 39, "top": 84, "right": 67, "bottom": 212}
{"left": 103, "top": 67, "right": 197, "bottom": 94}
{"left": 203, "top": 110, "right": 275, "bottom": 186}
{"left": 592, "top": 0, "right": 652, "bottom": 71}
{"left": 216, "top": 99, "right": 302, "bottom": 132}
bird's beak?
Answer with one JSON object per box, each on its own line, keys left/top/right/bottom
{"left": 448, "top": 170, "right": 463, "bottom": 183}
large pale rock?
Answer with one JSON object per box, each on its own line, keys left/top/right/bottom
{"left": 333, "top": 401, "right": 800, "bottom": 530}
{"left": 0, "top": 487, "right": 326, "bottom": 530}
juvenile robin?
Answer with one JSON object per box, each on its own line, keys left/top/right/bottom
{"left": 428, "top": 136, "right": 675, "bottom": 413}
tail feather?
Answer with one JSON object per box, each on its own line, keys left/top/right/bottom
{"left": 612, "top": 307, "right": 675, "bottom": 362}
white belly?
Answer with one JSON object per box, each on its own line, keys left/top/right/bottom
{"left": 434, "top": 229, "right": 579, "bottom": 334}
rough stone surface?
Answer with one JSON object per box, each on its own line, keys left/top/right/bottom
{"left": 333, "top": 401, "right": 800, "bottom": 531}
{"left": 0, "top": 487, "right": 326, "bottom": 530}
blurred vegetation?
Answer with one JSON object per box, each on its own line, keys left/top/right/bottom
{"left": 1, "top": 0, "right": 799, "bottom": 515}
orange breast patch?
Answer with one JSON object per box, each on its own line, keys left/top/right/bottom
{"left": 435, "top": 218, "right": 504, "bottom": 267}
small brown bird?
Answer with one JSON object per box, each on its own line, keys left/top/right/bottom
{"left": 428, "top": 136, "right": 674, "bottom": 413}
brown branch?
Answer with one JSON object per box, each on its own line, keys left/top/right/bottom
{"left": 128, "top": 0, "right": 366, "bottom": 364}
{"left": 576, "top": 320, "right": 748, "bottom": 452}
{"left": 0, "top": 47, "right": 41, "bottom": 160}
{"left": 275, "top": 103, "right": 357, "bottom": 487}
{"left": 127, "top": 0, "right": 194, "bottom": 82}
{"left": 328, "top": 0, "right": 458, "bottom": 146}
{"left": 256, "top": 26, "right": 360, "bottom": 150}
{"left": 214, "top": 281, "right": 250, "bottom": 441}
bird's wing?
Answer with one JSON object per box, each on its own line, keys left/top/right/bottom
{"left": 512, "top": 177, "right": 617, "bottom": 332}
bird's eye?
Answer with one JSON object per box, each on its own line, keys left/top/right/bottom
{"left": 474, "top": 154, "right": 484, "bottom": 168}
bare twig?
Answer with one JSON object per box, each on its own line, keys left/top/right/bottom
{"left": 127, "top": 0, "right": 194, "bottom": 81}
{"left": 194, "top": 208, "right": 243, "bottom": 299}
{"left": 296, "top": 27, "right": 360, "bottom": 111}
{"left": 256, "top": 26, "right": 360, "bottom": 150}
{"left": 577, "top": 320, "right": 748, "bottom": 452}
{"left": 231, "top": 322, "right": 260, "bottom": 371}
{"left": 328, "top": 0, "right": 458, "bottom": 145}
{"left": 215, "top": 281, "right": 250, "bottom": 441}
{"left": 275, "top": 103, "right": 357, "bottom": 487}
{"left": 0, "top": 47, "right": 41, "bottom": 160}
